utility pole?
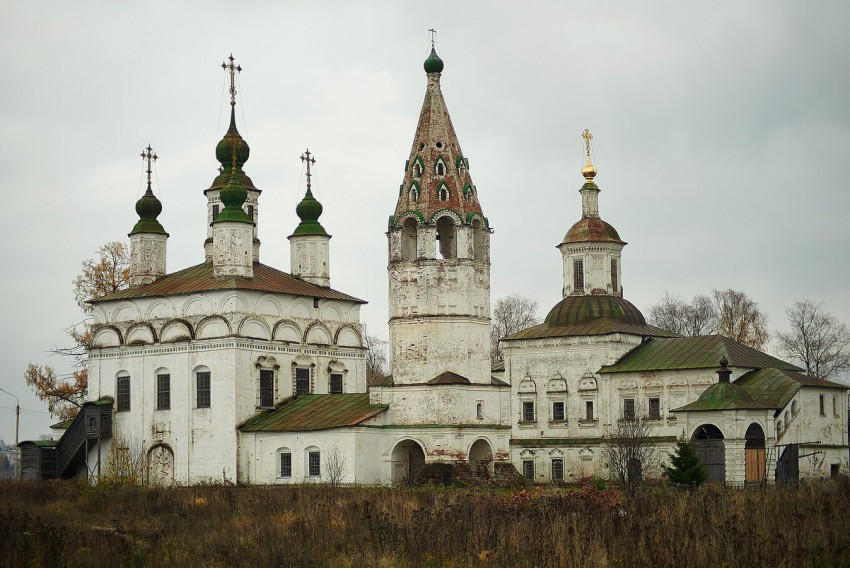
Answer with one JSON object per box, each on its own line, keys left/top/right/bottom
{"left": 0, "top": 388, "right": 20, "bottom": 480}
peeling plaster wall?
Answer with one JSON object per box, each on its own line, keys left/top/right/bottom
{"left": 369, "top": 384, "right": 510, "bottom": 426}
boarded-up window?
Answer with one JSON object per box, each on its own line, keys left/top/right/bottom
{"left": 260, "top": 370, "right": 274, "bottom": 408}
{"left": 116, "top": 375, "right": 130, "bottom": 412}
{"left": 156, "top": 374, "right": 170, "bottom": 411}
{"left": 196, "top": 372, "right": 211, "bottom": 409}
{"left": 573, "top": 259, "right": 584, "bottom": 292}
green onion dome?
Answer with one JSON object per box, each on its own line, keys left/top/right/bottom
{"left": 130, "top": 188, "right": 166, "bottom": 235}
{"left": 291, "top": 188, "right": 328, "bottom": 236}
{"left": 544, "top": 295, "right": 646, "bottom": 327}
{"left": 213, "top": 167, "right": 252, "bottom": 224}
{"left": 215, "top": 107, "right": 251, "bottom": 172}
{"left": 424, "top": 48, "right": 444, "bottom": 74}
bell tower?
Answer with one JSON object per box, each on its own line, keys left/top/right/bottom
{"left": 387, "top": 45, "right": 492, "bottom": 385}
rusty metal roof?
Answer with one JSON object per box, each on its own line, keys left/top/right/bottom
{"left": 239, "top": 394, "right": 388, "bottom": 432}
{"left": 562, "top": 218, "right": 625, "bottom": 245}
{"left": 544, "top": 296, "right": 647, "bottom": 327}
{"left": 428, "top": 371, "right": 471, "bottom": 385}
{"left": 92, "top": 262, "right": 365, "bottom": 304}
{"left": 599, "top": 335, "right": 801, "bottom": 374}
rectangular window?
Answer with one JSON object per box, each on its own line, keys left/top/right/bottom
{"left": 573, "top": 258, "right": 584, "bottom": 292}
{"left": 820, "top": 395, "right": 825, "bottom": 416}
{"left": 247, "top": 204, "right": 254, "bottom": 221}
{"left": 116, "top": 375, "right": 130, "bottom": 412}
{"left": 308, "top": 451, "right": 321, "bottom": 477}
{"left": 522, "top": 401, "right": 535, "bottom": 422}
{"left": 586, "top": 400, "right": 594, "bottom": 420}
{"left": 834, "top": 397, "right": 838, "bottom": 417}
{"left": 156, "top": 374, "right": 170, "bottom": 411}
{"left": 552, "top": 401, "right": 565, "bottom": 422}
{"left": 330, "top": 373, "right": 343, "bottom": 394}
{"left": 211, "top": 204, "right": 219, "bottom": 221}
{"left": 623, "top": 398, "right": 635, "bottom": 420}
{"left": 522, "top": 460, "right": 534, "bottom": 480}
{"left": 611, "top": 258, "right": 618, "bottom": 292}
{"left": 280, "top": 453, "right": 292, "bottom": 478}
{"left": 649, "top": 397, "right": 660, "bottom": 420}
{"left": 260, "top": 370, "right": 274, "bottom": 408}
{"left": 296, "top": 368, "right": 311, "bottom": 395}
{"left": 551, "top": 458, "right": 564, "bottom": 481}
{"left": 196, "top": 372, "right": 211, "bottom": 409}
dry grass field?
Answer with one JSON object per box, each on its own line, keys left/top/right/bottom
{"left": 1, "top": 478, "right": 849, "bottom": 567}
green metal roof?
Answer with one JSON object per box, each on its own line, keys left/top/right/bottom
{"left": 544, "top": 296, "right": 647, "bottom": 327}
{"left": 674, "top": 381, "right": 770, "bottom": 412}
{"left": 504, "top": 320, "right": 678, "bottom": 341}
{"left": 733, "top": 368, "right": 847, "bottom": 410}
{"left": 50, "top": 418, "right": 74, "bottom": 430}
{"left": 19, "top": 440, "right": 59, "bottom": 448}
{"left": 599, "top": 335, "right": 800, "bottom": 374}
{"left": 239, "top": 394, "right": 388, "bottom": 432}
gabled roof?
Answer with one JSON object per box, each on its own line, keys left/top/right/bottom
{"left": 674, "top": 381, "right": 770, "bottom": 412}
{"left": 428, "top": 371, "right": 471, "bottom": 385}
{"left": 239, "top": 394, "right": 387, "bottom": 432}
{"left": 491, "top": 376, "right": 510, "bottom": 387}
{"left": 91, "top": 262, "right": 365, "bottom": 304}
{"left": 734, "top": 368, "right": 847, "bottom": 410}
{"left": 599, "top": 335, "right": 800, "bottom": 374}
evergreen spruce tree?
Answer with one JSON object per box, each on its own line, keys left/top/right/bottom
{"left": 664, "top": 433, "right": 707, "bottom": 486}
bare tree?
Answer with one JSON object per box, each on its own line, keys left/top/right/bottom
{"left": 24, "top": 242, "right": 130, "bottom": 419}
{"left": 776, "top": 299, "right": 850, "bottom": 380}
{"left": 649, "top": 291, "right": 716, "bottom": 336}
{"left": 324, "top": 445, "right": 348, "bottom": 486}
{"left": 363, "top": 325, "right": 389, "bottom": 385}
{"left": 603, "top": 408, "right": 660, "bottom": 496}
{"left": 101, "top": 435, "right": 147, "bottom": 486}
{"left": 491, "top": 294, "right": 540, "bottom": 362}
{"left": 713, "top": 288, "right": 769, "bottom": 349}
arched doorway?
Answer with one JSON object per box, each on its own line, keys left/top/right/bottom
{"left": 692, "top": 424, "right": 725, "bottom": 483}
{"left": 469, "top": 439, "right": 494, "bottom": 479}
{"left": 390, "top": 439, "right": 425, "bottom": 486}
{"left": 745, "top": 423, "right": 766, "bottom": 483}
{"left": 147, "top": 444, "right": 174, "bottom": 486}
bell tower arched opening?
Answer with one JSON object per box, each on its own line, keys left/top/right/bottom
{"left": 401, "top": 218, "right": 418, "bottom": 261}
{"left": 435, "top": 216, "right": 456, "bottom": 259}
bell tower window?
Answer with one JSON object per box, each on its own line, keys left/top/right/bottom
{"left": 401, "top": 218, "right": 418, "bottom": 261}
{"left": 611, "top": 258, "right": 618, "bottom": 292}
{"left": 573, "top": 258, "right": 585, "bottom": 293}
{"left": 438, "top": 185, "right": 449, "bottom": 202}
{"left": 435, "top": 216, "right": 457, "bottom": 260}
{"left": 436, "top": 162, "right": 445, "bottom": 176}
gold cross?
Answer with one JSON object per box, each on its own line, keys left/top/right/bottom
{"left": 221, "top": 53, "right": 242, "bottom": 107}
{"left": 301, "top": 149, "right": 316, "bottom": 191}
{"left": 140, "top": 144, "right": 158, "bottom": 191}
{"left": 582, "top": 128, "right": 593, "bottom": 159}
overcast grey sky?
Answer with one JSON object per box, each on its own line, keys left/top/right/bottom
{"left": 2, "top": 1, "right": 849, "bottom": 442}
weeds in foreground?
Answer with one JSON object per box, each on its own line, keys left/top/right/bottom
{"left": 1, "top": 478, "right": 849, "bottom": 567}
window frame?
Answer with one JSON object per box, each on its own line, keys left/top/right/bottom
{"left": 280, "top": 452, "right": 292, "bottom": 478}
{"left": 552, "top": 401, "right": 565, "bottom": 422}
{"left": 308, "top": 450, "right": 321, "bottom": 477}
{"left": 623, "top": 398, "right": 636, "bottom": 421}
{"left": 820, "top": 394, "right": 825, "bottom": 416}
{"left": 196, "top": 371, "right": 211, "bottom": 409}
{"left": 522, "top": 460, "right": 534, "bottom": 480}
{"left": 259, "top": 369, "right": 275, "bottom": 408}
{"left": 116, "top": 374, "right": 131, "bottom": 412}
{"left": 551, "top": 458, "right": 564, "bottom": 481}
{"left": 585, "top": 400, "right": 594, "bottom": 421}
{"left": 329, "top": 373, "right": 343, "bottom": 394}
{"left": 156, "top": 373, "right": 170, "bottom": 411}
{"left": 648, "top": 397, "right": 660, "bottom": 420}
{"left": 522, "top": 401, "right": 535, "bottom": 423}
{"left": 295, "top": 367, "right": 311, "bottom": 395}
{"left": 573, "top": 258, "right": 585, "bottom": 292}
{"left": 611, "top": 258, "right": 618, "bottom": 292}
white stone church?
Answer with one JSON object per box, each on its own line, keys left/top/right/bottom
{"left": 21, "top": 48, "right": 848, "bottom": 486}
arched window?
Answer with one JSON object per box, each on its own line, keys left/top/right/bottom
{"left": 438, "top": 186, "right": 449, "bottom": 201}
{"left": 436, "top": 162, "right": 445, "bottom": 176}
{"left": 784, "top": 410, "right": 790, "bottom": 426}
{"left": 116, "top": 372, "right": 130, "bottom": 412}
{"left": 408, "top": 186, "right": 418, "bottom": 202}
{"left": 472, "top": 218, "right": 485, "bottom": 260}
{"left": 401, "top": 218, "right": 418, "bottom": 261}
{"left": 278, "top": 448, "right": 292, "bottom": 478}
{"left": 777, "top": 420, "right": 783, "bottom": 434}
{"left": 155, "top": 368, "right": 170, "bottom": 411}
{"left": 476, "top": 402, "right": 483, "bottom": 419}
{"left": 195, "top": 366, "right": 211, "bottom": 409}
{"left": 413, "top": 162, "right": 423, "bottom": 177}
{"left": 435, "top": 216, "right": 457, "bottom": 259}
{"left": 306, "top": 446, "right": 321, "bottom": 478}
{"left": 791, "top": 400, "right": 799, "bottom": 415}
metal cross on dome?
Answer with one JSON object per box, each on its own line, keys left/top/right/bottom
{"left": 582, "top": 128, "right": 593, "bottom": 159}
{"left": 141, "top": 144, "right": 158, "bottom": 190}
{"left": 222, "top": 53, "right": 242, "bottom": 106}
{"left": 301, "top": 149, "right": 316, "bottom": 191}
{"left": 428, "top": 28, "right": 437, "bottom": 48}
